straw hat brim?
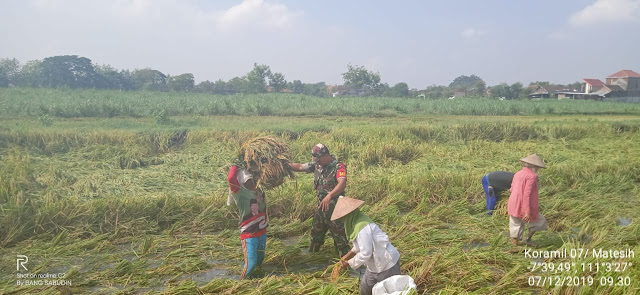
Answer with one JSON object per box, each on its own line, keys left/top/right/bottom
{"left": 330, "top": 197, "right": 365, "bottom": 221}
{"left": 520, "top": 154, "right": 546, "bottom": 168}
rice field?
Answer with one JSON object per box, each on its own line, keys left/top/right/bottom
{"left": 0, "top": 89, "right": 639, "bottom": 294}
{"left": 3, "top": 88, "right": 640, "bottom": 118}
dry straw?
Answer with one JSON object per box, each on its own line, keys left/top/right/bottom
{"left": 237, "top": 136, "right": 294, "bottom": 190}
{"left": 330, "top": 262, "right": 342, "bottom": 282}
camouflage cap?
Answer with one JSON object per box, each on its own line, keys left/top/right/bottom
{"left": 311, "top": 143, "right": 330, "bottom": 163}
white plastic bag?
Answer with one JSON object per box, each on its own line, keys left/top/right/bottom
{"left": 372, "top": 275, "right": 417, "bottom": 295}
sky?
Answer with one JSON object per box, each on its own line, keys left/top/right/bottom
{"left": 1, "top": 0, "right": 639, "bottom": 89}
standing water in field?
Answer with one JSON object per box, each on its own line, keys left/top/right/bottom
{"left": 618, "top": 217, "right": 632, "bottom": 227}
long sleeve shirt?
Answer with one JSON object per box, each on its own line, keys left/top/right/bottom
{"left": 507, "top": 167, "right": 540, "bottom": 221}
{"left": 227, "top": 166, "right": 268, "bottom": 239}
{"left": 348, "top": 223, "right": 400, "bottom": 273}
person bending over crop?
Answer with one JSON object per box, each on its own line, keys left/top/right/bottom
{"left": 482, "top": 171, "right": 515, "bottom": 215}
{"left": 289, "top": 143, "right": 350, "bottom": 257}
{"left": 507, "top": 154, "right": 548, "bottom": 247}
{"left": 332, "top": 197, "right": 401, "bottom": 295}
{"left": 227, "top": 165, "right": 268, "bottom": 279}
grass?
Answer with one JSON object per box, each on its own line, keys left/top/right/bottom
{"left": 3, "top": 88, "right": 640, "bottom": 118}
{"left": 0, "top": 94, "right": 639, "bottom": 294}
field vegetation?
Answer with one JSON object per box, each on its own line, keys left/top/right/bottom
{"left": 3, "top": 88, "right": 640, "bottom": 119}
{"left": 0, "top": 88, "right": 639, "bottom": 294}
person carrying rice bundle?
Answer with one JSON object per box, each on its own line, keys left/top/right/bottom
{"left": 330, "top": 196, "right": 401, "bottom": 295}
{"left": 508, "top": 153, "right": 548, "bottom": 247}
{"left": 227, "top": 136, "right": 292, "bottom": 279}
{"left": 289, "top": 143, "right": 350, "bottom": 257}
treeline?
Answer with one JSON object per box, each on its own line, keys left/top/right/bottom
{"left": 0, "top": 55, "right": 331, "bottom": 96}
{"left": 417, "top": 75, "right": 582, "bottom": 100}
{"left": 0, "top": 55, "right": 582, "bottom": 99}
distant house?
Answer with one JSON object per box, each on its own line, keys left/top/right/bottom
{"left": 606, "top": 70, "right": 640, "bottom": 97}
{"left": 592, "top": 84, "right": 626, "bottom": 97}
{"left": 556, "top": 91, "right": 600, "bottom": 100}
{"left": 528, "top": 85, "right": 577, "bottom": 98}
{"left": 582, "top": 79, "right": 605, "bottom": 93}
{"left": 561, "top": 70, "right": 640, "bottom": 100}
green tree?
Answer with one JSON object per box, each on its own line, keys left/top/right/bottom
{"left": 167, "top": 73, "right": 195, "bottom": 92}
{"left": 131, "top": 68, "right": 167, "bottom": 91}
{"left": 510, "top": 82, "right": 524, "bottom": 98}
{"left": 195, "top": 80, "right": 215, "bottom": 93}
{"left": 449, "top": 74, "right": 484, "bottom": 92}
{"left": 18, "top": 60, "right": 43, "bottom": 87}
{"left": 419, "top": 85, "right": 453, "bottom": 99}
{"left": 95, "top": 64, "right": 135, "bottom": 90}
{"left": 529, "top": 81, "right": 550, "bottom": 86}
{"left": 291, "top": 80, "right": 304, "bottom": 94}
{"left": 40, "top": 55, "right": 101, "bottom": 88}
{"left": 0, "top": 58, "right": 21, "bottom": 87}
{"left": 268, "top": 72, "right": 287, "bottom": 92}
{"left": 341, "top": 64, "right": 382, "bottom": 96}
{"left": 246, "top": 63, "right": 272, "bottom": 93}
{"left": 228, "top": 77, "right": 248, "bottom": 94}
{"left": 489, "top": 82, "right": 526, "bottom": 99}
{"left": 196, "top": 79, "right": 233, "bottom": 94}
{"left": 475, "top": 81, "right": 487, "bottom": 96}
{"left": 303, "top": 82, "right": 328, "bottom": 97}
{"left": 489, "top": 83, "right": 510, "bottom": 99}
{"left": 389, "top": 82, "right": 409, "bottom": 97}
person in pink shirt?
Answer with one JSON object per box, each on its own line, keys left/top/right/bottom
{"left": 507, "top": 154, "right": 548, "bottom": 247}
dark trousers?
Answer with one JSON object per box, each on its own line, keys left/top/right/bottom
{"left": 360, "top": 260, "right": 401, "bottom": 295}
{"left": 309, "top": 197, "right": 350, "bottom": 256}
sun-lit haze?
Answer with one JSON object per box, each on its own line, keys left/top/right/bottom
{"left": 1, "top": 0, "right": 639, "bottom": 88}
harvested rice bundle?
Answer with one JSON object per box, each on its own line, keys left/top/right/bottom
{"left": 236, "top": 136, "right": 294, "bottom": 190}
{"left": 495, "top": 199, "right": 508, "bottom": 216}
{"left": 330, "top": 262, "right": 343, "bottom": 282}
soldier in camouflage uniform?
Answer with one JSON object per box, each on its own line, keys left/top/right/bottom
{"left": 289, "top": 143, "right": 350, "bottom": 256}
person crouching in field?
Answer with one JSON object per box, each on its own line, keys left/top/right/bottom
{"left": 227, "top": 165, "right": 268, "bottom": 279}
{"left": 332, "top": 197, "right": 401, "bottom": 295}
{"left": 482, "top": 171, "right": 514, "bottom": 215}
{"left": 508, "top": 154, "right": 548, "bottom": 247}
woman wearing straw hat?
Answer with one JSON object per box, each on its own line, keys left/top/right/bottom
{"left": 331, "top": 196, "right": 401, "bottom": 295}
{"left": 507, "top": 154, "right": 548, "bottom": 247}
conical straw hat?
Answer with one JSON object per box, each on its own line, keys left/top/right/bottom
{"left": 520, "top": 153, "right": 546, "bottom": 168}
{"left": 330, "top": 196, "right": 365, "bottom": 221}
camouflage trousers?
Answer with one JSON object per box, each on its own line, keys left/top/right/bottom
{"left": 309, "top": 196, "right": 351, "bottom": 257}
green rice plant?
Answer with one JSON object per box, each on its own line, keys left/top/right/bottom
{"left": 0, "top": 113, "right": 639, "bottom": 294}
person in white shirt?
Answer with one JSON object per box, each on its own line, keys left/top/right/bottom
{"left": 331, "top": 196, "right": 401, "bottom": 295}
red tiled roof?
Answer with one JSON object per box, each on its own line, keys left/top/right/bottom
{"left": 583, "top": 79, "right": 604, "bottom": 87}
{"left": 607, "top": 70, "right": 640, "bottom": 78}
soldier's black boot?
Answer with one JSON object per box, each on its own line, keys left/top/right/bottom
{"left": 309, "top": 242, "right": 322, "bottom": 252}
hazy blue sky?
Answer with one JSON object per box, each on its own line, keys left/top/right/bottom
{"left": 1, "top": 0, "right": 639, "bottom": 88}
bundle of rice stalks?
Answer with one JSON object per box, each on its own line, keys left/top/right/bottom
{"left": 495, "top": 199, "right": 508, "bottom": 216}
{"left": 236, "top": 136, "right": 294, "bottom": 190}
{"left": 330, "top": 262, "right": 343, "bottom": 282}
